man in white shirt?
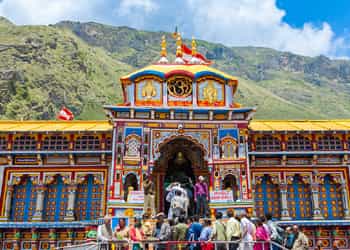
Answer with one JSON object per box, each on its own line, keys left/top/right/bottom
{"left": 240, "top": 212, "right": 255, "bottom": 250}
{"left": 97, "top": 215, "right": 114, "bottom": 250}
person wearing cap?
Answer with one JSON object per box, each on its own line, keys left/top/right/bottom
{"left": 97, "top": 215, "right": 114, "bottom": 249}
{"left": 194, "top": 175, "right": 209, "bottom": 217}
{"left": 154, "top": 212, "right": 171, "bottom": 250}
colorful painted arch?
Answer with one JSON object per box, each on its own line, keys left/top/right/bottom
{"left": 120, "top": 64, "right": 239, "bottom": 84}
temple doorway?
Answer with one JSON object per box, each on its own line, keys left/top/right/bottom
{"left": 153, "top": 137, "right": 208, "bottom": 214}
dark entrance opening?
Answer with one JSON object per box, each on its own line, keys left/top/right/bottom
{"left": 154, "top": 137, "right": 208, "bottom": 216}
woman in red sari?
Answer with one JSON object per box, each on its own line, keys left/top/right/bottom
{"left": 129, "top": 219, "right": 145, "bottom": 250}
{"left": 254, "top": 218, "right": 270, "bottom": 250}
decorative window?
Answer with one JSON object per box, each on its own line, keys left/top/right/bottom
{"left": 220, "top": 137, "right": 238, "bottom": 159}
{"left": 287, "top": 175, "right": 312, "bottom": 219}
{"left": 167, "top": 76, "right": 192, "bottom": 98}
{"left": 42, "top": 135, "right": 69, "bottom": 151}
{"left": 10, "top": 177, "right": 37, "bottom": 221}
{"left": 319, "top": 175, "right": 344, "bottom": 219}
{"left": 13, "top": 135, "right": 37, "bottom": 151}
{"left": 125, "top": 135, "right": 141, "bottom": 157}
{"left": 105, "top": 137, "right": 112, "bottom": 151}
{"left": 254, "top": 175, "right": 280, "bottom": 219}
{"left": 43, "top": 176, "right": 69, "bottom": 222}
{"left": 75, "top": 135, "right": 101, "bottom": 151}
{"left": 318, "top": 135, "right": 342, "bottom": 151}
{"left": 255, "top": 135, "right": 281, "bottom": 151}
{"left": 75, "top": 175, "right": 103, "bottom": 220}
{"left": 287, "top": 135, "right": 312, "bottom": 151}
{"left": 0, "top": 136, "right": 7, "bottom": 151}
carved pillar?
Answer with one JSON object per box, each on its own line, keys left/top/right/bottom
{"left": 13, "top": 229, "right": 20, "bottom": 250}
{"left": 251, "top": 183, "right": 257, "bottom": 217}
{"left": 32, "top": 185, "right": 47, "bottom": 221}
{"left": 4, "top": 185, "right": 14, "bottom": 220}
{"left": 31, "top": 228, "right": 39, "bottom": 250}
{"left": 279, "top": 183, "right": 291, "bottom": 220}
{"left": 49, "top": 228, "right": 57, "bottom": 250}
{"left": 340, "top": 183, "right": 350, "bottom": 219}
{"left": 311, "top": 183, "right": 324, "bottom": 220}
{"left": 64, "top": 184, "right": 77, "bottom": 221}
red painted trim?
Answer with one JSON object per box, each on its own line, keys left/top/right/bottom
{"left": 164, "top": 70, "right": 194, "bottom": 79}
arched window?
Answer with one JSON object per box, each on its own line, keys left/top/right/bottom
{"left": 287, "top": 175, "right": 312, "bottom": 219}
{"left": 42, "top": 135, "right": 69, "bottom": 151}
{"left": 255, "top": 135, "right": 281, "bottom": 151}
{"left": 254, "top": 175, "right": 280, "bottom": 219}
{"left": 318, "top": 135, "right": 342, "bottom": 151}
{"left": 0, "top": 136, "right": 8, "bottom": 151}
{"left": 10, "top": 177, "right": 37, "bottom": 221}
{"left": 319, "top": 175, "right": 344, "bottom": 219}
{"left": 43, "top": 175, "right": 69, "bottom": 221}
{"left": 123, "top": 174, "right": 138, "bottom": 201}
{"left": 75, "top": 175, "right": 103, "bottom": 220}
{"left": 75, "top": 135, "right": 100, "bottom": 151}
{"left": 287, "top": 135, "right": 312, "bottom": 151}
{"left": 223, "top": 174, "right": 239, "bottom": 201}
{"left": 13, "top": 135, "right": 37, "bottom": 151}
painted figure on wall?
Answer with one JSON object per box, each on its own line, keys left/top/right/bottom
{"left": 143, "top": 174, "right": 156, "bottom": 217}
{"left": 142, "top": 80, "right": 157, "bottom": 100}
{"left": 203, "top": 80, "right": 218, "bottom": 104}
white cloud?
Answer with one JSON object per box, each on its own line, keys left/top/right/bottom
{"left": 117, "top": 0, "right": 159, "bottom": 16}
{"left": 187, "top": 0, "right": 341, "bottom": 57}
{"left": 0, "top": 0, "right": 99, "bottom": 25}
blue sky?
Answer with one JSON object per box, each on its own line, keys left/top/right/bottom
{"left": 0, "top": 0, "right": 349, "bottom": 58}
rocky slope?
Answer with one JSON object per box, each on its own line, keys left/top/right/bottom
{"left": 1, "top": 17, "right": 350, "bottom": 120}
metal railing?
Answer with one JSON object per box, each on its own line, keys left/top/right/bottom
{"left": 55, "top": 240, "right": 290, "bottom": 250}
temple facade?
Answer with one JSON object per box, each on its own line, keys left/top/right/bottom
{"left": 0, "top": 35, "right": 349, "bottom": 249}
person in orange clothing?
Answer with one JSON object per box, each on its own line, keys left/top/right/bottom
{"left": 130, "top": 219, "right": 145, "bottom": 250}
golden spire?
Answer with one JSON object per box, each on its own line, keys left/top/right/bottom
{"left": 160, "top": 35, "right": 167, "bottom": 57}
{"left": 191, "top": 37, "right": 197, "bottom": 56}
{"left": 176, "top": 33, "right": 183, "bottom": 57}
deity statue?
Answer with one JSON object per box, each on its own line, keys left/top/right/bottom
{"left": 203, "top": 80, "right": 218, "bottom": 104}
{"left": 142, "top": 80, "right": 157, "bottom": 100}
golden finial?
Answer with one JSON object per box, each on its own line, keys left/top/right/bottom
{"left": 191, "top": 37, "right": 197, "bottom": 56}
{"left": 176, "top": 33, "right": 183, "bottom": 57}
{"left": 160, "top": 35, "right": 167, "bottom": 57}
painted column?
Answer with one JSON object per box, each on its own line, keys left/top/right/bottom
{"left": 32, "top": 185, "right": 47, "bottom": 221}
{"left": 64, "top": 184, "right": 77, "bottom": 221}
{"left": 279, "top": 183, "right": 291, "bottom": 220}
{"left": 311, "top": 183, "right": 324, "bottom": 220}
{"left": 341, "top": 182, "right": 350, "bottom": 219}
{"left": 4, "top": 185, "right": 14, "bottom": 220}
{"left": 31, "top": 228, "right": 39, "bottom": 250}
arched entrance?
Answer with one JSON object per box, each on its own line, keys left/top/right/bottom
{"left": 123, "top": 173, "right": 138, "bottom": 201}
{"left": 153, "top": 137, "right": 209, "bottom": 214}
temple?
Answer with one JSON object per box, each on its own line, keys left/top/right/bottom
{"left": 0, "top": 35, "right": 349, "bottom": 249}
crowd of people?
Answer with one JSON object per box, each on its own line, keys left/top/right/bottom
{"left": 97, "top": 211, "right": 314, "bottom": 250}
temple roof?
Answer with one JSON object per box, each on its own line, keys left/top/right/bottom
{"left": 0, "top": 120, "right": 349, "bottom": 132}
{"left": 0, "top": 120, "right": 111, "bottom": 132}
{"left": 120, "top": 64, "right": 238, "bottom": 84}
{"left": 249, "top": 120, "right": 350, "bottom": 132}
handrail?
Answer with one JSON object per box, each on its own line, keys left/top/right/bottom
{"left": 55, "top": 240, "right": 291, "bottom": 250}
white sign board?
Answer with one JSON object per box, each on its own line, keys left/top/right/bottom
{"left": 210, "top": 190, "right": 234, "bottom": 203}
{"left": 128, "top": 191, "right": 144, "bottom": 203}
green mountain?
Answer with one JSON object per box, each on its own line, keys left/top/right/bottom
{"left": 1, "top": 17, "right": 350, "bottom": 120}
